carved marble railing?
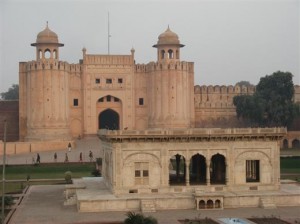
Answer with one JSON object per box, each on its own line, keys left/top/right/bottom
{"left": 98, "top": 127, "right": 287, "bottom": 142}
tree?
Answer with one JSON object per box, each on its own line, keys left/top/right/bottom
{"left": 124, "top": 212, "right": 158, "bottom": 224}
{"left": 235, "top": 81, "right": 252, "bottom": 87}
{"left": 233, "top": 71, "right": 295, "bottom": 127}
{"left": 0, "top": 84, "right": 19, "bottom": 100}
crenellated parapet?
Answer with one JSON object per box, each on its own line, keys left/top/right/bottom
{"left": 194, "top": 84, "right": 255, "bottom": 108}
{"left": 84, "top": 54, "right": 133, "bottom": 65}
{"left": 20, "top": 60, "right": 82, "bottom": 72}
{"left": 134, "top": 61, "right": 194, "bottom": 73}
{"left": 194, "top": 84, "right": 255, "bottom": 95}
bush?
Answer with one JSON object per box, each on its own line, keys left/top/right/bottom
{"left": 64, "top": 171, "right": 72, "bottom": 184}
{"left": 91, "top": 169, "right": 101, "bottom": 177}
{"left": 124, "top": 211, "right": 157, "bottom": 224}
{"left": 0, "top": 196, "right": 14, "bottom": 208}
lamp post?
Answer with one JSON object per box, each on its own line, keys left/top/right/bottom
{"left": 2, "top": 119, "right": 7, "bottom": 222}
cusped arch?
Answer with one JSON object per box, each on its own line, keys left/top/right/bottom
{"left": 97, "top": 95, "right": 122, "bottom": 103}
{"left": 235, "top": 150, "right": 271, "bottom": 166}
{"left": 123, "top": 152, "right": 161, "bottom": 167}
{"left": 187, "top": 152, "right": 207, "bottom": 162}
{"left": 207, "top": 152, "right": 227, "bottom": 162}
{"left": 169, "top": 151, "right": 187, "bottom": 159}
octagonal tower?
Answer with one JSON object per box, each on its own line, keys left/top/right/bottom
{"left": 19, "top": 23, "right": 71, "bottom": 141}
{"left": 148, "top": 26, "right": 195, "bottom": 128}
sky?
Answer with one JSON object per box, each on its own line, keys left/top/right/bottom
{"left": 0, "top": 0, "right": 299, "bottom": 93}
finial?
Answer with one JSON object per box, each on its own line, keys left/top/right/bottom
{"left": 46, "top": 21, "right": 48, "bottom": 28}
{"left": 167, "top": 24, "right": 170, "bottom": 31}
{"left": 131, "top": 47, "right": 135, "bottom": 55}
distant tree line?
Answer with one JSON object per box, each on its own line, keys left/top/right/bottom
{"left": 0, "top": 84, "right": 19, "bottom": 100}
{"left": 233, "top": 71, "right": 299, "bottom": 127}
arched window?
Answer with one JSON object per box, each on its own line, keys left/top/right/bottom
{"left": 282, "top": 139, "right": 288, "bottom": 149}
{"left": 199, "top": 200, "right": 205, "bottom": 209}
{"left": 207, "top": 200, "right": 214, "bottom": 209}
{"left": 292, "top": 139, "right": 300, "bottom": 149}
{"left": 176, "top": 50, "right": 179, "bottom": 59}
{"left": 39, "top": 50, "right": 43, "bottom": 59}
{"left": 169, "top": 154, "right": 186, "bottom": 185}
{"left": 190, "top": 154, "right": 206, "bottom": 185}
{"left": 161, "top": 50, "right": 165, "bottom": 59}
{"left": 215, "top": 200, "right": 221, "bottom": 208}
{"left": 53, "top": 50, "right": 57, "bottom": 59}
{"left": 168, "top": 49, "right": 173, "bottom": 59}
{"left": 44, "top": 49, "right": 51, "bottom": 59}
{"left": 210, "top": 154, "right": 226, "bottom": 185}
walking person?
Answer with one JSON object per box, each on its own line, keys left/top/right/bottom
{"left": 36, "top": 153, "right": 41, "bottom": 164}
{"left": 68, "top": 142, "right": 72, "bottom": 152}
{"left": 89, "top": 151, "right": 93, "bottom": 162}
{"left": 79, "top": 152, "right": 83, "bottom": 163}
{"left": 64, "top": 153, "right": 69, "bottom": 163}
{"left": 54, "top": 152, "right": 57, "bottom": 162}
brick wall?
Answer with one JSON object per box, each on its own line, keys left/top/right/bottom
{"left": 0, "top": 100, "right": 19, "bottom": 142}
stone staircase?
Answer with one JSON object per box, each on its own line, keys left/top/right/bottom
{"left": 141, "top": 199, "right": 156, "bottom": 212}
{"left": 259, "top": 196, "right": 277, "bottom": 209}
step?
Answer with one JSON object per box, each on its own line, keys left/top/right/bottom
{"left": 259, "top": 197, "right": 277, "bottom": 209}
{"left": 141, "top": 199, "right": 156, "bottom": 213}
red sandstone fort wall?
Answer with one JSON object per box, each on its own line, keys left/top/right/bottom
{"left": 0, "top": 100, "right": 19, "bottom": 142}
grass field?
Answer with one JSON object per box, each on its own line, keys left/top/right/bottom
{"left": 0, "top": 162, "right": 95, "bottom": 180}
{"left": 280, "top": 156, "right": 300, "bottom": 181}
{"left": 0, "top": 163, "right": 96, "bottom": 193}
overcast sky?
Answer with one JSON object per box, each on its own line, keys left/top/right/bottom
{"left": 0, "top": 0, "right": 299, "bottom": 93}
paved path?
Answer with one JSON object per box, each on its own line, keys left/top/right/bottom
{"left": 8, "top": 183, "right": 300, "bottom": 224}
{"left": 0, "top": 138, "right": 103, "bottom": 165}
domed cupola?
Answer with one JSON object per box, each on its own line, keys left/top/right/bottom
{"left": 31, "top": 22, "right": 64, "bottom": 60}
{"left": 153, "top": 26, "right": 184, "bottom": 62}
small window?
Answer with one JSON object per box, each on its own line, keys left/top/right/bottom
{"left": 98, "top": 98, "right": 104, "bottom": 102}
{"left": 246, "top": 160, "right": 260, "bottom": 182}
{"left": 95, "top": 78, "right": 100, "bottom": 84}
{"left": 107, "top": 95, "right": 111, "bottom": 102}
{"left": 106, "top": 78, "right": 112, "bottom": 84}
{"left": 73, "top": 99, "right": 78, "bottom": 106}
{"left": 118, "top": 78, "right": 123, "bottom": 83}
{"left": 114, "top": 97, "right": 119, "bottom": 102}
{"left": 143, "top": 170, "right": 149, "bottom": 177}
{"left": 139, "top": 98, "right": 144, "bottom": 105}
{"left": 135, "top": 170, "right": 141, "bottom": 177}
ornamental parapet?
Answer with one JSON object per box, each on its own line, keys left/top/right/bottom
{"left": 98, "top": 127, "right": 287, "bottom": 142}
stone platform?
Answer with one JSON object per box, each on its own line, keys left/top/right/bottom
{"left": 65, "top": 177, "right": 300, "bottom": 213}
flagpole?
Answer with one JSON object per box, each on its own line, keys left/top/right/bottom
{"left": 2, "top": 119, "right": 7, "bottom": 222}
{"left": 108, "top": 12, "right": 110, "bottom": 55}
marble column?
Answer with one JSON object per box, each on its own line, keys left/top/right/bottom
{"left": 206, "top": 162, "right": 211, "bottom": 186}
{"left": 185, "top": 160, "right": 190, "bottom": 186}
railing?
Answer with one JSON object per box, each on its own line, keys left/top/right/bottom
{"left": 98, "top": 127, "right": 287, "bottom": 138}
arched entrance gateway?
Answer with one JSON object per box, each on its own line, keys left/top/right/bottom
{"left": 99, "top": 109, "right": 119, "bottom": 130}
{"left": 97, "top": 95, "right": 122, "bottom": 130}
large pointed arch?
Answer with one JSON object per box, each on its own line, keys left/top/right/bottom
{"left": 98, "top": 109, "right": 119, "bottom": 130}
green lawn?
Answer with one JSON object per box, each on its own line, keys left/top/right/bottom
{"left": 0, "top": 162, "right": 95, "bottom": 180}
{"left": 280, "top": 156, "right": 300, "bottom": 182}
{"left": 280, "top": 156, "right": 300, "bottom": 170}
{"left": 0, "top": 163, "right": 96, "bottom": 193}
